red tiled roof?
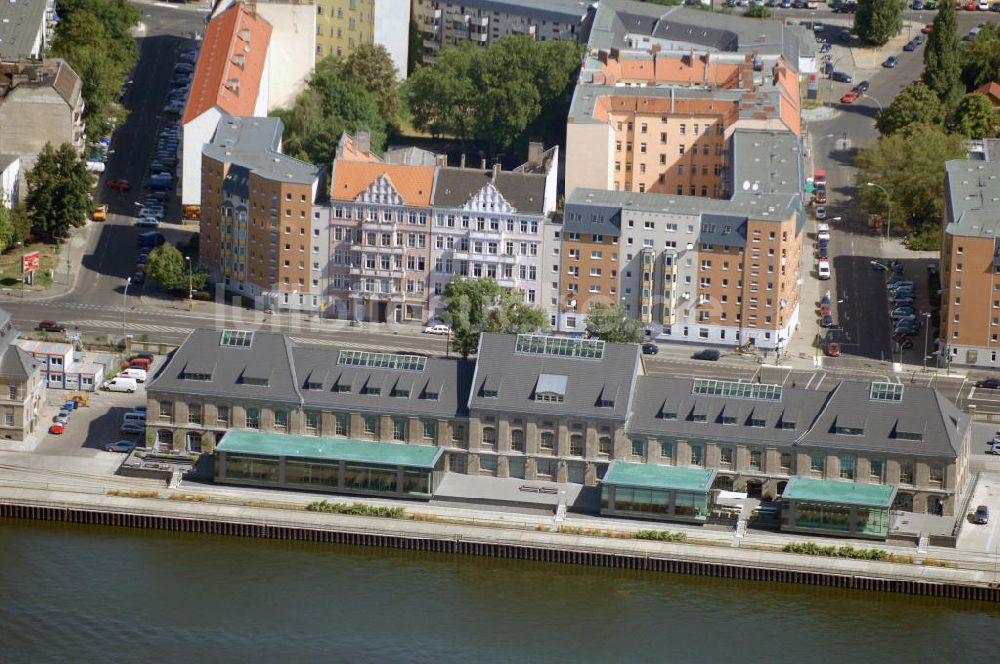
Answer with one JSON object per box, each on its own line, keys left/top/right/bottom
{"left": 183, "top": 3, "right": 272, "bottom": 125}
{"left": 331, "top": 162, "right": 436, "bottom": 206}
{"left": 974, "top": 82, "right": 1000, "bottom": 101}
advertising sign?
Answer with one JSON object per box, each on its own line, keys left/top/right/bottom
{"left": 22, "top": 251, "right": 40, "bottom": 273}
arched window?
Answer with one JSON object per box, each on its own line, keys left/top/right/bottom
{"left": 510, "top": 429, "right": 524, "bottom": 452}
{"left": 481, "top": 426, "right": 496, "bottom": 448}
{"left": 570, "top": 434, "right": 584, "bottom": 456}
{"left": 540, "top": 431, "right": 555, "bottom": 451}
{"left": 186, "top": 432, "right": 202, "bottom": 454}
{"left": 598, "top": 436, "right": 612, "bottom": 457}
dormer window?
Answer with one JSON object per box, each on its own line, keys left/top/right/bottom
{"left": 391, "top": 387, "right": 410, "bottom": 398}
{"left": 533, "top": 373, "right": 567, "bottom": 404}
{"left": 749, "top": 418, "right": 766, "bottom": 428}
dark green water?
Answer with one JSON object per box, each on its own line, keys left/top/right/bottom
{"left": 1, "top": 519, "right": 999, "bottom": 663}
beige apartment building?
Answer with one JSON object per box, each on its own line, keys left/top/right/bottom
{"left": 200, "top": 116, "right": 326, "bottom": 312}
{"left": 0, "top": 309, "right": 44, "bottom": 441}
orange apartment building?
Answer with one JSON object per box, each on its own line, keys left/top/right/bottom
{"left": 940, "top": 157, "right": 1000, "bottom": 368}
{"left": 200, "top": 116, "right": 325, "bottom": 312}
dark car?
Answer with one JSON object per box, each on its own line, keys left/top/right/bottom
{"left": 820, "top": 314, "right": 834, "bottom": 328}
{"left": 132, "top": 272, "right": 146, "bottom": 285}
{"left": 903, "top": 39, "right": 918, "bottom": 52}
{"left": 693, "top": 349, "right": 721, "bottom": 361}
{"left": 914, "top": 34, "right": 926, "bottom": 46}
{"left": 641, "top": 343, "right": 658, "bottom": 355}
{"left": 883, "top": 56, "right": 898, "bottom": 68}
{"left": 853, "top": 81, "right": 870, "bottom": 94}
{"left": 818, "top": 246, "right": 829, "bottom": 259}
{"left": 820, "top": 42, "right": 832, "bottom": 53}
{"left": 838, "top": 28, "right": 852, "bottom": 42}
{"left": 37, "top": 320, "right": 66, "bottom": 333}
{"left": 976, "top": 378, "right": 1000, "bottom": 389}
{"left": 974, "top": 505, "right": 989, "bottom": 525}
{"left": 830, "top": 70, "right": 853, "bottom": 83}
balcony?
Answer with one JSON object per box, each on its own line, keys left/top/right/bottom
{"left": 498, "top": 254, "right": 517, "bottom": 264}
{"left": 469, "top": 230, "right": 501, "bottom": 241}
{"left": 473, "top": 32, "right": 488, "bottom": 42}
{"left": 497, "top": 278, "right": 515, "bottom": 288}
{"left": 471, "top": 16, "right": 488, "bottom": 27}
{"left": 361, "top": 221, "right": 396, "bottom": 233}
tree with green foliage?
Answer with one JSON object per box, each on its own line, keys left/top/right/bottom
{"left": 875, "top": 83, "right": 945, "bottom": 135}
{"left": 9, "top": 206, "right": 32, "bottom": 248}
{"left": 0, "top": 205, "right": 14, "bottom": 254}
{"left": 855, "top": 123, "right": 967, "bottom": 249}
{"left": 443, "top": 277, "right": 501, "bottom": 358}
{"left": 406, "top": 36, "right": 581, "bottom": 154}
{"left": 745, "top": 4, "right": 772, "bottom": 18}
{"left": 923, "top": 0, "right": 963, "bottom": 105}
{"left": 145, "top": 243, "right": 207, "bottom": 294}
{"left": 584, "top": 303, "right": 644, "bottom": 344}
{"left": 960, "top": 24, "right": 1000, "bottom": 91}
{"left": 338, "top": 44, "right": 401, "bottom": 124}
{"left": 407, "top": 19, "right": 424, "bottom": 76}
{"left": 24, "top": 143, "right": 94, "bottom": 243}
{"left": 484, "top": 290, "right": 549, "bottom": 335}
{"left": 951, "top": 93, "right": 998, "bottom": 137}
{"left": 49, "top": 0, "right": 139, "bottom": 140}
{"left": 854, "top": 0, "right": 902, "bottom": 47}
{"left": 274, "top": 57, "right": 387, "bottom": 167}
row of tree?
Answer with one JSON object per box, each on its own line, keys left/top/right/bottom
{"left": 406, "top": 36, "right": 582, "bottom": 155}
{"left": 856, "top": 1, "right": 1000, "bottom": 250}
{"left": 49, "top": 0, "right": 140, "bottom": 142}
{"left": 442, "top": 278, "right": 643, "bottom": 357}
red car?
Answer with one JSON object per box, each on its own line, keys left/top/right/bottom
{"left": 819, "top": 303, "right": 831, "bottom": 316}
{"left": 922, "top": 23, "right": 933, "bottom": 34}
{"left": 49, "top": 423, "right": 65, "bottom": 435}
{"left": 840, "top": 91, "right": 860, "bottom": 104}
{"left": 107, "top": 179, "right": 131, "bottom": 191}
{"left": 815, "top": 190, "right": 827, "bottom": 204}
{"left": 966, "top": 0, "right": 977, "bottom": 9}
{"left": 826, "top": 342, "right": 841, "bottom": 357}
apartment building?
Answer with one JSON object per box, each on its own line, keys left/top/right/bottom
{"left": 200, "top": 116, "right": 325, "bottom": 311}
{"left": 148, "top": 329, "right": 972, "bottom": 530}
{"left": 0, "top": 59, "right": 85, "bottom": 176}
{"left": 940, "top": 153, "right": 1000, "bottom": 367}
{"left": 327, "top": 133, "right": 558, "bottom": 322}
{"left": 0, "top": 308, "right": 44, "bottom": 441}
{"left": 413, "top": 0, "right": 587, "bottom": 63}
{"left": 182, "top": 2, "right": 273, "bottom": 207}
{"left": 0, "top": 154, "right": 19, "bottom": 209}
{"left": 314, "top": 0, "right": 409, "bottom": 77}
{"left": 0, "top": 0, "right": 56, "bottom": 61}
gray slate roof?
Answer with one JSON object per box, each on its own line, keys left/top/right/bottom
{"left": 448, "top": 0, "right": 591, "bottom": 23}
{"left": 203, "top": 116, "right": 321, "bottom": 186}
{"left": 467, "top": 332, "right": 641, "bottom": 420}
{"left": 147, "top": 329, "right": 301, "bottom": 405}
{"left": 0, "top": 306, "right": 34, "bottom": 380}
{"left": 433, "top": 168, "right": 548, "bottom": 215}
{"left": 0, "top": 0, "right": 47, "bottom": 60}
{"left": 629, "top": 376, "right": 967, "bottom": 459}
{"left": 943, "top": 159, "right": 1000, "bottom": 238}
{"left": 292, "top": 346, "right": 474, "bottom": 419}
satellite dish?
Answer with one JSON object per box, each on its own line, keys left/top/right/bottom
{"left": 751, "top": 182, "right": 760, "bottom": 192}
{"left": 742, "top": 180, "right": 751, "bottom": 191}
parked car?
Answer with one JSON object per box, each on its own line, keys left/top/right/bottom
{"left": 815, "top": 189, "right": 827, "bottom": 204}
{"left": 37, "top": 320, "right": 66, "bottom": 333}
{"left": 423, "top": 323, "right": 451, "bottom": 335}
{"left": 817, "top": 223, "right": 830, "bottom": 241}
{"left": 641, "top": 343, "right": 659, "bottom": 355}
{"left": 818, "top": 259, "right": 831, "bottom": 280}
{"left": 818, "top": 246, "right": 829, "bottom": 259}
{"left": 693, "top": 349, "right": 721, "bottom": 361}
{"left": 974, "top": 505, "right": 989, "bottom": 524}
{"left": 826, "top": 342, "right": 841, "bottom": 357}
{"left": 976, "top": 378, "right": 1000, "bottom": 389}
{"left": 922, "top": 23, "right": 934, "bottom": 34}
{"left": 903, "top": 39, "right": 919, "bottom": 51}
{"left": 107, "top": 178, "right": 131, "bottom": 191}
{"left": 120, "top": 422, "right": 145, "bottom": 435}
{"left": 105, "top": 440, "right": 137, "bottom": 453}
{"left": 820, "top": 314, "right": 834, "bottom": 328}
{"left": 135, "top": 217, "right": 160, "bottom": 228}
{"left": 883, "top": 56, "right": 898, "bottom": 68}
{"left": 841, "top": 90, "right": 861, "bottom": 104}
{"left": 48, "top": 423, "right": 65, "bottom": 435}
{"left": 815, "top": 206, "right": 827, "bottom": 220}
{"left": 134, "top": 353, "right": 155, "bottom": 362}
{"left": 853, "top": 81, "right": 870, "bottom": 94}
{"left": 103, "top": 377, "right": 137, "bottom": 393}
{"left": 830, "top": 70, "right": 853, "bottom": 83}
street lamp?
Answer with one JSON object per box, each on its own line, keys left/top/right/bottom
{"left": 122, "top": 276, "right": 131, "bottom": 343}
{"left": 185, "top": 256, "right": 193, "bottom": 311}
{"left": 866, "top": 182, "right": 891, "bottom": 243}
{"left": 922, "top": 312, "right": 932, "bottom": 371}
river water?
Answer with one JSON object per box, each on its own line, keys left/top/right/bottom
{"left": 1, "top": 519, "right": 999, "bottom": 663}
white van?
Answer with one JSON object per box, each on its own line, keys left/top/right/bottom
{"left": 818, "top": 259, "right": 831, "bottom": 280}
{"left": 103, "top": 377, "right": 137, "bottom": 393}
{"left": 122, "top": 411, "right": 146, "bottom": 424}
{"left": 119, "top": 367, "right": 147, "bottom": 382}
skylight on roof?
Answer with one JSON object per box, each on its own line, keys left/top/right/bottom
{"left": 220, "top": 330, "right": 254, "bottom": 348}
{"left": 870, "top": 381, "right": 903, "bottom": 402}
{"left": 515, "top": 334, "right": 605, "bottom": 359}
{"left": 692, "top": 379, "right": 782, "bottom": 401}
{"left": 337, "top": 350, "right": 427, "bottom": 372}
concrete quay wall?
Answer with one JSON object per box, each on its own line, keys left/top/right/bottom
{"left": 0, "top": 487, "right": 997, "bottom": 602}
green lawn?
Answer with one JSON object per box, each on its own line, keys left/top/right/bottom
{"left": 0, "top": 242, "right": 57, "bottom": 290}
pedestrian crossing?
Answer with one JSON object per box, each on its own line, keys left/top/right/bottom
{"left": 70, "top": 319, "right": 194, "bottom": 335}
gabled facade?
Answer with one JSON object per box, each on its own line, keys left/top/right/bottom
{"left": 0, "top": 308, "right": 44, "bottom": 440}
{"left": 182, "top": 2, "right": 273, "bottom": 206}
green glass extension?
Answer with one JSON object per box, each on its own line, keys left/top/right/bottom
{"left": 780, "top": 477, "right": 897, "bottom": 540}
{"left": 215, "top": 430, "right": 445, "bottom": 500}
{"left": 600, "top": 461, "right": 716, "bottom": 523}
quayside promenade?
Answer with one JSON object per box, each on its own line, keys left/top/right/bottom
{"left": 0, "top": 454, "right": 998, "bottom": 602}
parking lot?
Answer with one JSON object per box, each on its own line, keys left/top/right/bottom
{"left": 34, "top": 355, "right": 163, "bottom": 457}
{"left": 956, "top": 472, "right": 1000, "bottom": 554}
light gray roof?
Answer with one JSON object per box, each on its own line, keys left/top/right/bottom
{"left": 203, "top": 116, "right": 321, "bottom": 186}
{"left": 447, "top": 0, "right": 591, "bottom": 23}
{"left": 0, "top": 153, "right": 19, "bottom": 172}
{"left": 0, "top": 307, "right": 34, "bottom": 380}
{"left": 629, "top": 376, "right": 966, "bottom": 459}
{"left": 467, "top": 333, "right": 641, "bottom": 420}
{"left": 432, "top": 167, "right": 548, "bottom": 215}
{"left": 384, "top": 146, "right": 438, "bottom": 167}
{"left": 731, "top": 129, "right": 803, "bottom": 198}
{"left": 147, "top": 329, "right": 301, "bottom": 406}
{"left": 0, "top": 0, "right": 47, "bottom": 60}
{"left": 292, "top": 346, "right": 474, "bottom": 418}
{"left": 943, "top": 159, "right": 1000, "bottom": 239}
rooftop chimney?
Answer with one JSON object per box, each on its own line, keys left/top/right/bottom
{"left": 492, "top": 161, "right": 501, "bottom": 181}
{"left": 435, "top": 153, "right": 448, "bottom": 167}
{"left": 527, "top": 141, "right": 543, "bottom": 166}
{"left": 459, "top": 153, "right": 466, "bottom": 168}
{"left": 480, "top": 157, "right": 487, "bottom": 169}
{"left": 355, "top": 130, "right": 370, "bottom": 155}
